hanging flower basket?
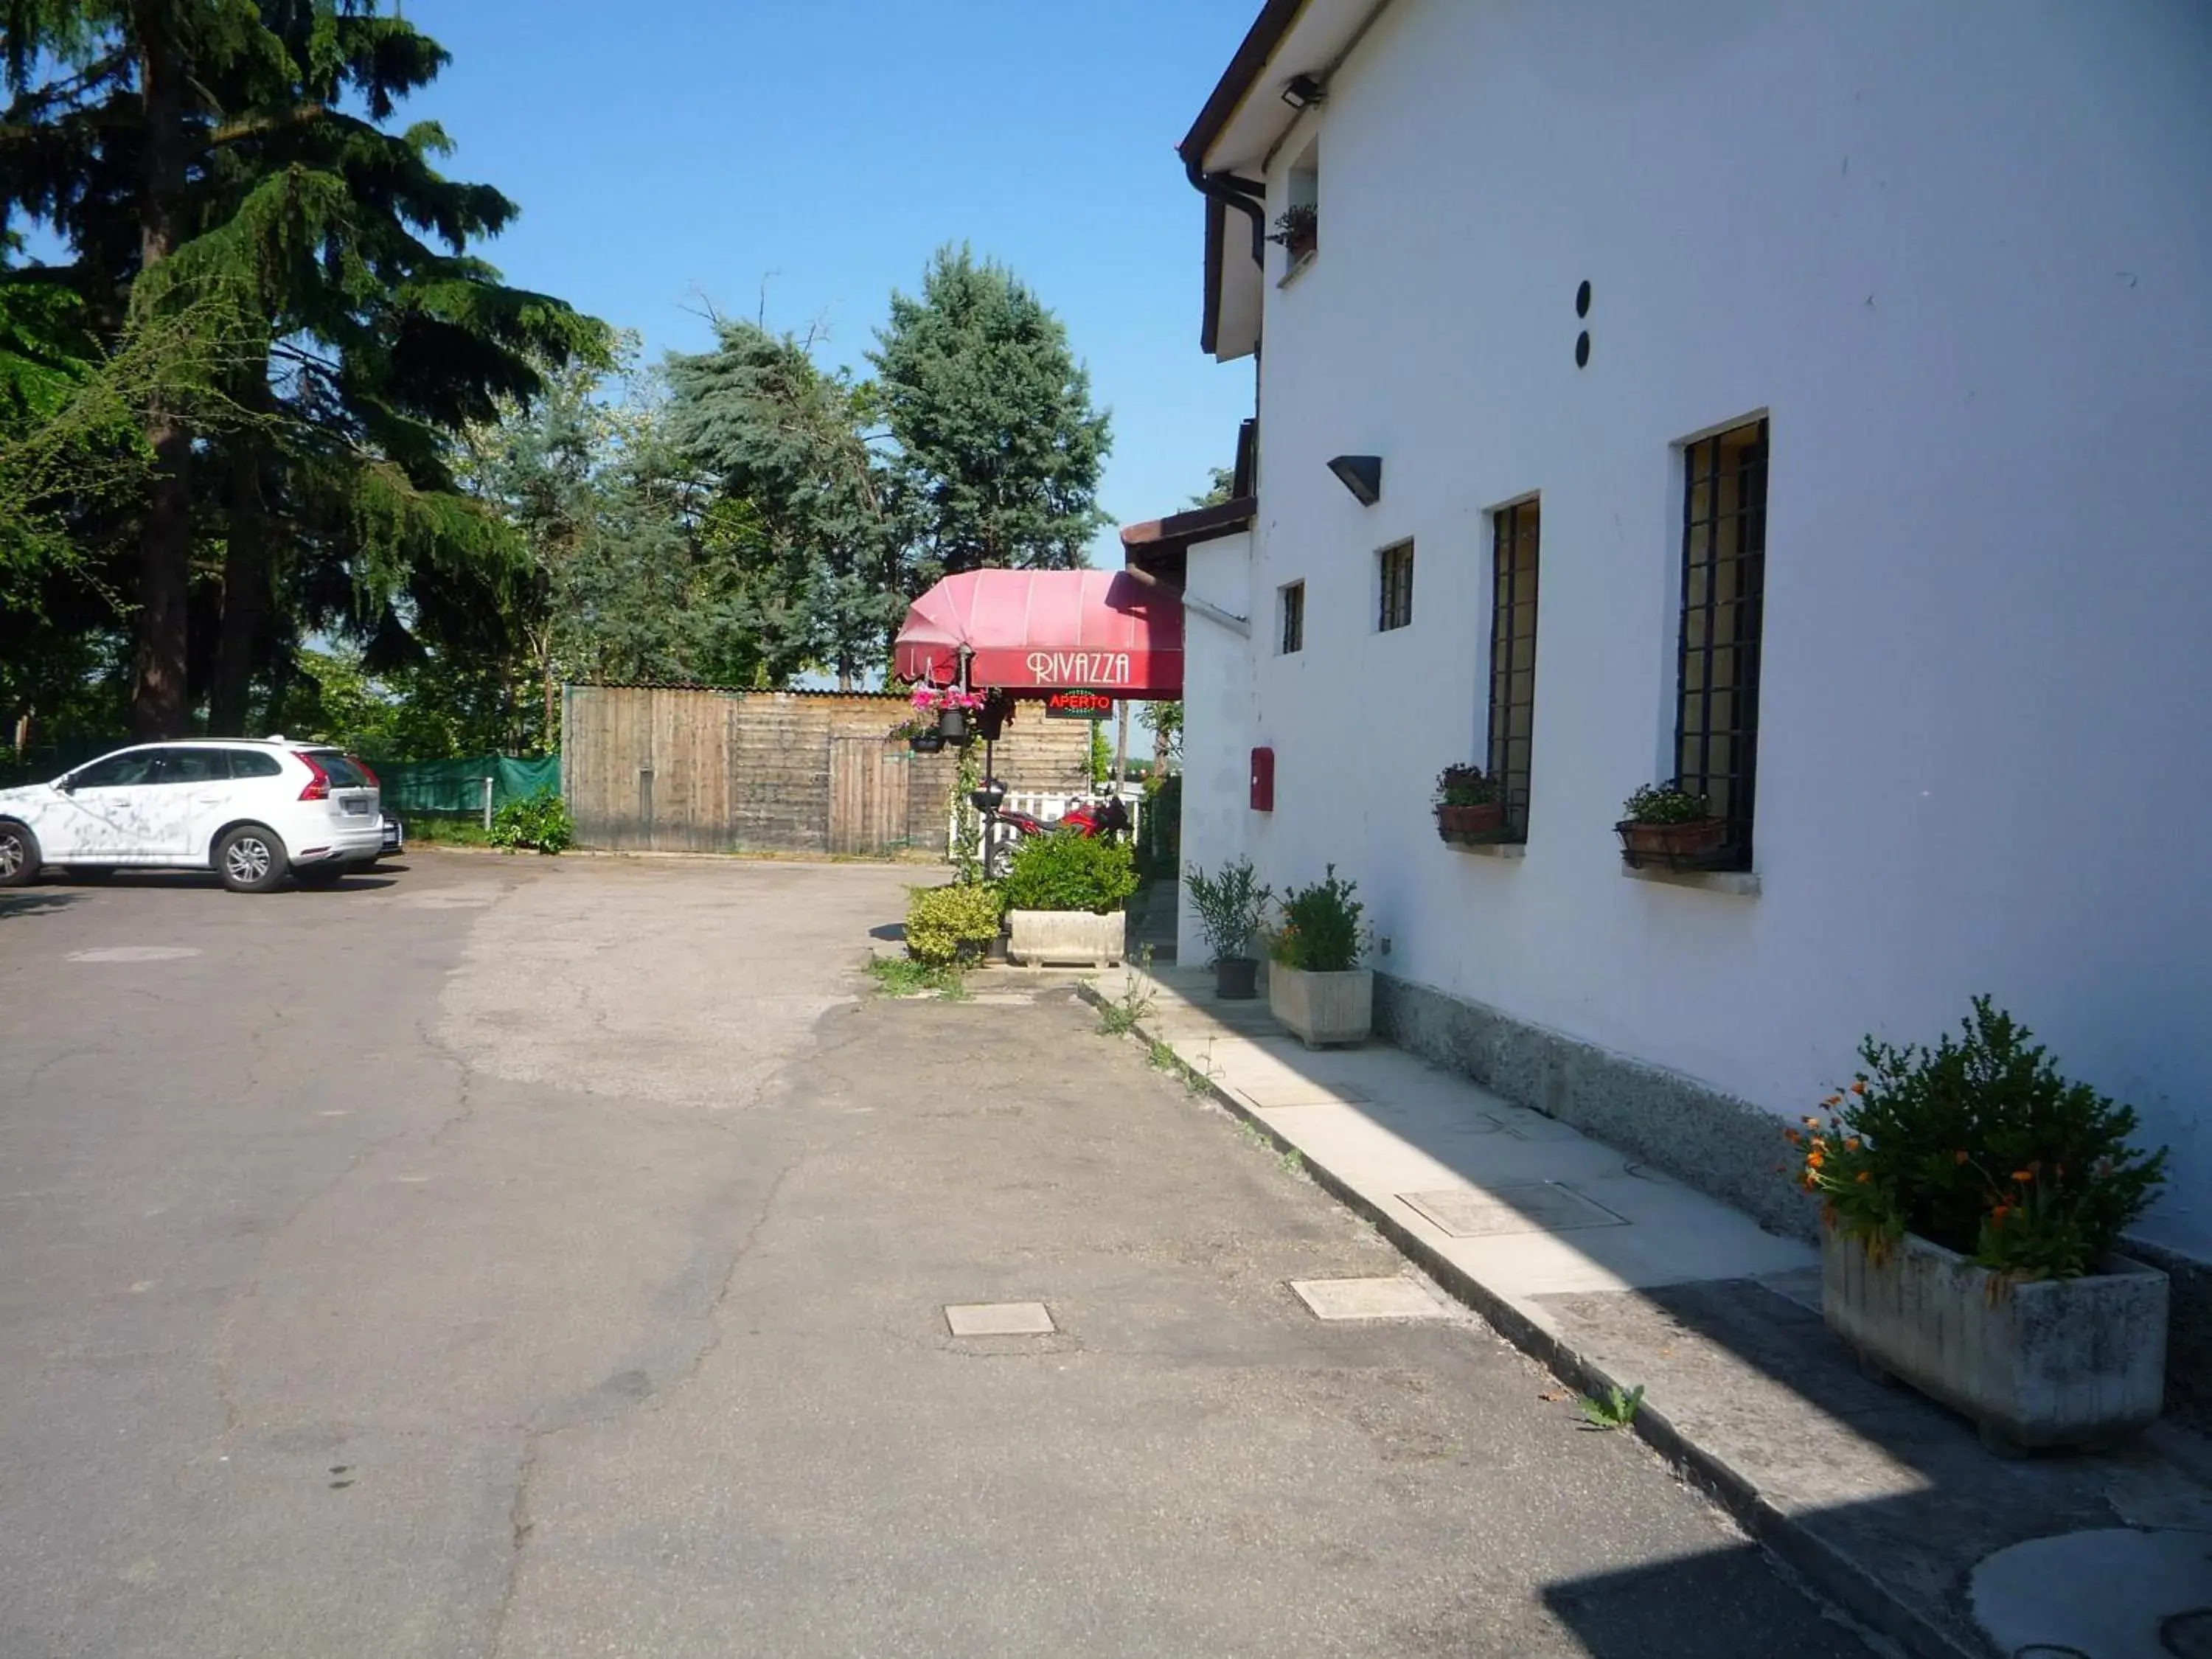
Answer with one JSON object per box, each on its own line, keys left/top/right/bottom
{"left": 938, "top": 706, "right": 969, "bottom": 740}
{"left": 908, "top": 731, "right": 945, "bottom": 755}
{"left": 1432, "top": 765, "right": 1513, "bottom": 846}
{"left": 1615, "top": 816, "right": 1728, "bottom": 868}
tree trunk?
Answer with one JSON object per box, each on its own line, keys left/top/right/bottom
{"left": 209, "top": 444, "right": 265, "bottom": 736}
{"left": 128, "top": 13, "right": 193, "bottom": 740}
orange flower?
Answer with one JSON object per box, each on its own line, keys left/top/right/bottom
{"left": 1850, "top": 1081, "right": 1866, "bottom": 1096}
{"left": 1955, "top": 1151, "right": 1969, "bottom": 1165}
{"left": 1806, "top": 1150, "right": 1825, "bottom": 1169}
{"left": 1784, "top": 1129, "right": 1802, "bottom": 1146}
{"left": 1992, "top": 1203, "right": 2011, "bottom": 1222}
{"left": 1845, "top": 1138, "right": 1862, "bottom": 1152}
{"left": 1856, "top": 1172, "right": 1872, "bottom": 1184}
{"left": 1822, "top": 1095, "right": 1843, "bottom": 1107}
{"left": 1802, "top": 1116, "right": 1822, "bottom": 1127}
{"left": 2010, "top": 1169, "right": 2034, "bottom": 1183}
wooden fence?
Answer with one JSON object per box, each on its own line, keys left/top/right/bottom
{"left": 561, "top": 684, "right": 1091, "bottom": 857}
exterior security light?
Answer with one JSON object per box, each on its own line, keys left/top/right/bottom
{"left": 1326, "top": 454, "right": 1382, "bottom": 506}
{"left": 1281, "top": 74, "right": 1327, "bottom": 111}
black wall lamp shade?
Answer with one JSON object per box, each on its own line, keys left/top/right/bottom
{"left": 1327, "top": 454, "right": 1382, "bottom": 506}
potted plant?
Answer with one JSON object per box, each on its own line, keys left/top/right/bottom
{"left": 1267, "top": 866, "right": 1371, "bottom": 1046}
{"left": 1615, "top": 781, "right": 1727, "bottom": 867}
{"left": 998, "top": 832, "right": 1138, "bottom": 967}
{"left": 1267, "top": 203, "right": 1318, "bottom": 262}
{"left": 911, "top": 684, "right": 986, "bottom": 745}
{"left": 1798, "top": 998, "right": 2171, "bottom": 1451}
{"left": 1433, "top": 764, "right": 1508, "bottom": 844}
{"left": 1186, "top": 856, "right": 1272, "bottom": 1000}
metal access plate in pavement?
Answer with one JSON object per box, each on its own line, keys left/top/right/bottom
{"left": 1396, "top": 1183, "right": 1630, "bottom": 1238}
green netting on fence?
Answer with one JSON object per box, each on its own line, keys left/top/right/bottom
{"left": 368, "top": 755, "right": 560, "bottom": 815}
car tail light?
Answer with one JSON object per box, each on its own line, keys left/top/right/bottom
{"left": 294, "top": 751, "right": 330, "bottom": 801}
{"left": 349, "top": 757, "right": 379, "bottom": 787}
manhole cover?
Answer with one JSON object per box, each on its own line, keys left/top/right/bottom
{"left": 1290, "top": 1277, "right": 1450, "bottom": 1321}
{"left": 66, "top": 946, "right": 201, "bottom": 963}
{"left": 1397, "top": 1183, "right": 1627, "bottom": 1238}
{"left": 944, "top": 1302, "right": 1054, "bottom": 1337}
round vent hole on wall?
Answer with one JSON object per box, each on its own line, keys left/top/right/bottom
{"left": 1574, "top": 330, "right": 1591, "bottom": 369}
{"left": 1576, "top": 279, "right": 1592, "bottom": 318}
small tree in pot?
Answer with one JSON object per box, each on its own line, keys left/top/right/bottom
{"left": 1433, "top": 764, "right": 1506, "bottom": 844}
{"left": 1615, "top": 781, "right": 1726, "bottom": 867}
{"left": 1186, "top": 857, "right": 1272, "bottom": 1000}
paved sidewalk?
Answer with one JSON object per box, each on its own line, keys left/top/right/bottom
{"left": 1093, "top": 964, "right": 2212, "bottom": 1659}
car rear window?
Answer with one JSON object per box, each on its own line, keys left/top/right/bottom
{"left": 302, "top": 750, "right": 370, "bottom": 787}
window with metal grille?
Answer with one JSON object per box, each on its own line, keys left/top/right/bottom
{"left": 1486, "top": 499, "right": 1540, "bottom": 838}
{"left": 1675, "top": 418, "right": 1769, "bottom": 868}
{"left": 1377, "top": 541, "right": 1413, "bottom": 631}
{"left": 1279, "top": 581, "right": 1304, "bottom": 655}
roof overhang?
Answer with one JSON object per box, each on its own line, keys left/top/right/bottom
{"left": 1181, "top": 0, "right": 1391, "bottom": 361}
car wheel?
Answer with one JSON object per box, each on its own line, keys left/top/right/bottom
{"left": 215, "top": 824, "right": 288, "bottom": 894}
{"left": 0, "top": 821, "right": 40, "bottom": 887}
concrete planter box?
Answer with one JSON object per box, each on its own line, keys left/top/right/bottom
{"left": 1268, "top": 965, "right": 1374, "bottom": 1047}
{"left": 1822, "top": 1225, "right": 2168, "bottom": 1451}
{"left": 1005, "top": 908, "right": 1126, "bottom": 968}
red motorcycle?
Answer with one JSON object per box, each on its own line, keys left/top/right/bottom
{"left": 972, "top": 780, "right": 1130, "bottom": 878}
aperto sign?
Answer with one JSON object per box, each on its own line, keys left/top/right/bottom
{"left": 1044, "top": 690, "right": 1115, "bottom": 720}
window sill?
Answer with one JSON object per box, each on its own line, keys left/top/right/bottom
{"left": 1620, "top": 862, "right": 1760, "bottom": 897}
{"left": 1277, "top": 249, "right": 1318, "bottom": 288}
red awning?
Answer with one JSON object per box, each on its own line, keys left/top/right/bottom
{"left": 893, "top": 569, "right": 1183, "bottom": 698}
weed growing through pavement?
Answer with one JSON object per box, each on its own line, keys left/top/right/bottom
{"left": 865, "top": 956, "right": 967, "bottom": 1001}
{"left": 1279, "top": 1147, "right": 1307, "bottom": 1179}
{"left": 1096, "top": 947, "right": 1158, "bottom": 1037}
{"left": 1577, "top": 1382, "right": 1646, "bottom": 1430}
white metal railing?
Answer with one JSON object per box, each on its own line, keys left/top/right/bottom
{"left": 947, "top": 787, "right": 1144, "bottom": 863}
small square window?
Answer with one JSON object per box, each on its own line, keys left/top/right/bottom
{"left": 1279, "top": 581, "right": 1305, "bottom": 654}
{"left": 1378, "top": 541, "right": 1414, "bottom": 632}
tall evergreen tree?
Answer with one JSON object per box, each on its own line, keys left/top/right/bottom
{"left": 2, "top": 1, "right": 602, "bottom": 737}
{"left": 869, "top": 245, "right": 1110, "bottom": 581}
{"left": 665, "top": 319, "right": 902, "bottom": 688}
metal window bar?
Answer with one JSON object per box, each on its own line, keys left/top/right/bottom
{"left": 1674, "top": 419, "right": 1768, "bottom": 869}
{"left": 1281, "top": 582, "right": 1304, "bottom": 654}
{"left": 1486, "top": 501, "right": 1540, "bottom": 838}
{"left": 1379, "top": 542, "right": 1414, "bottom": 631}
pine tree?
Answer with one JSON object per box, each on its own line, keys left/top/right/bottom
{"left": 869, "top": 245, "right": 1110, "bottom": 582}
{"left": 2, "top": 1, "right": 603, "bottom": 737}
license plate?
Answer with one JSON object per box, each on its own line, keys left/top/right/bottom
{"left": 341, "top": 796, "right": 370, "bottom": 815}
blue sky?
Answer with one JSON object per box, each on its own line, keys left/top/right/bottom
{"left": 405, "top": 0, "right": 1262, "bottom": 552}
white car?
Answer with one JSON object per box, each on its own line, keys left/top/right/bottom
{"left": 0, "top": 738, "right": 386, "bottom": 893}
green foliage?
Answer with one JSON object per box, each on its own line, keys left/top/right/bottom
{"left": 1136, "top": 771, "right": 1181, "bottom": 880}
{"left": 488, "top": 789, "right": 573, "bottom": 854}
{"left": 1621, "top": 782, "right": 1711, "bottom": 824}
{"left": 1434, "top": 764, "right": 1498, "bottom": 807}
{"left": 904, "top": 880, "right": 1005, "bottom": 967}
{"left": 399, "top": 815, "right": 497, "bottom": 848}
{"left": 1186, "top": 857, "right": 1272, "bottom": 964}
{"left": 1579, "top": 1383, "right": 1645, "bottom": 1430}
{"left": 1000, "top": 832, "right": 1137, "bottom": 916}
{"left": 865, "top": 954, "right": 965, "bottom": 998}
{"left": 950, "top": 739, "right": 983, "bottom": 886}
{"left": 1096, "top": 951, "right": 1156, "bottom": 1035}
{"left": 871, "top": 245, "right": 1110, "bottom": 577}
{"left": 1088, "top": 721, "right": 1113, "bottom": 788}
{"left": 1190, "top": 467, "right": 1237, "bottom": 509}
{"left": 1798, "top": 998, "right": 2168, "bottom": 1280}
{"left": 1270, "top": 866, "right": 1365, "bottom": 973}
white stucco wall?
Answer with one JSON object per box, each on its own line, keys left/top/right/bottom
{"left": 1211, "top": 0, "right": 2212, "bottom": 1255}
{"left": 1175, "top": 530, "right": 1257, "bottom": 964}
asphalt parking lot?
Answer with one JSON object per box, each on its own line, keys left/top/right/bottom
{"left": 0, "top": 852, "right": 1871, "bottom": 1658}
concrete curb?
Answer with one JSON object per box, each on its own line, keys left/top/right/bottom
{"left": 1077, "top": 978, "right": 1980, "bottom": 1659}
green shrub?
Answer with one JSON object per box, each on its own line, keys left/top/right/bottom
{"left": 999, "top": 832, "right": 1137, "bottom": 915}
{"left": 488, "top": 789, "right": 574, "bottom": 854}
{"left": 1798, "top": 997, "right": 2168, "bottom": 1280}
{"left": 905, "top": 881, "right": 1005, "bottom": 967}
{"left": 1270, "top": 866, "right": 1364, "bottom": 972}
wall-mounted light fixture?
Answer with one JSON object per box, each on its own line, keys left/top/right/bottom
{"left": 1280, "top": 73, "right": 1328, "bottom": 112}
{"left": 1326, "top": 454, "right": 1382, "bottom": 506}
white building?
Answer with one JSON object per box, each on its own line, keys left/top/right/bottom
{"left": 1130, "top": 0, "right": 2212, "bottom": 1335}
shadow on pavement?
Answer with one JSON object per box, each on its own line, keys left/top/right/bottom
{"left": 1542, "top": 1541, "right": 1875, "bottom": 1658}
{"left": 0, "top": 890, "right": 80, "bottom": 919}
